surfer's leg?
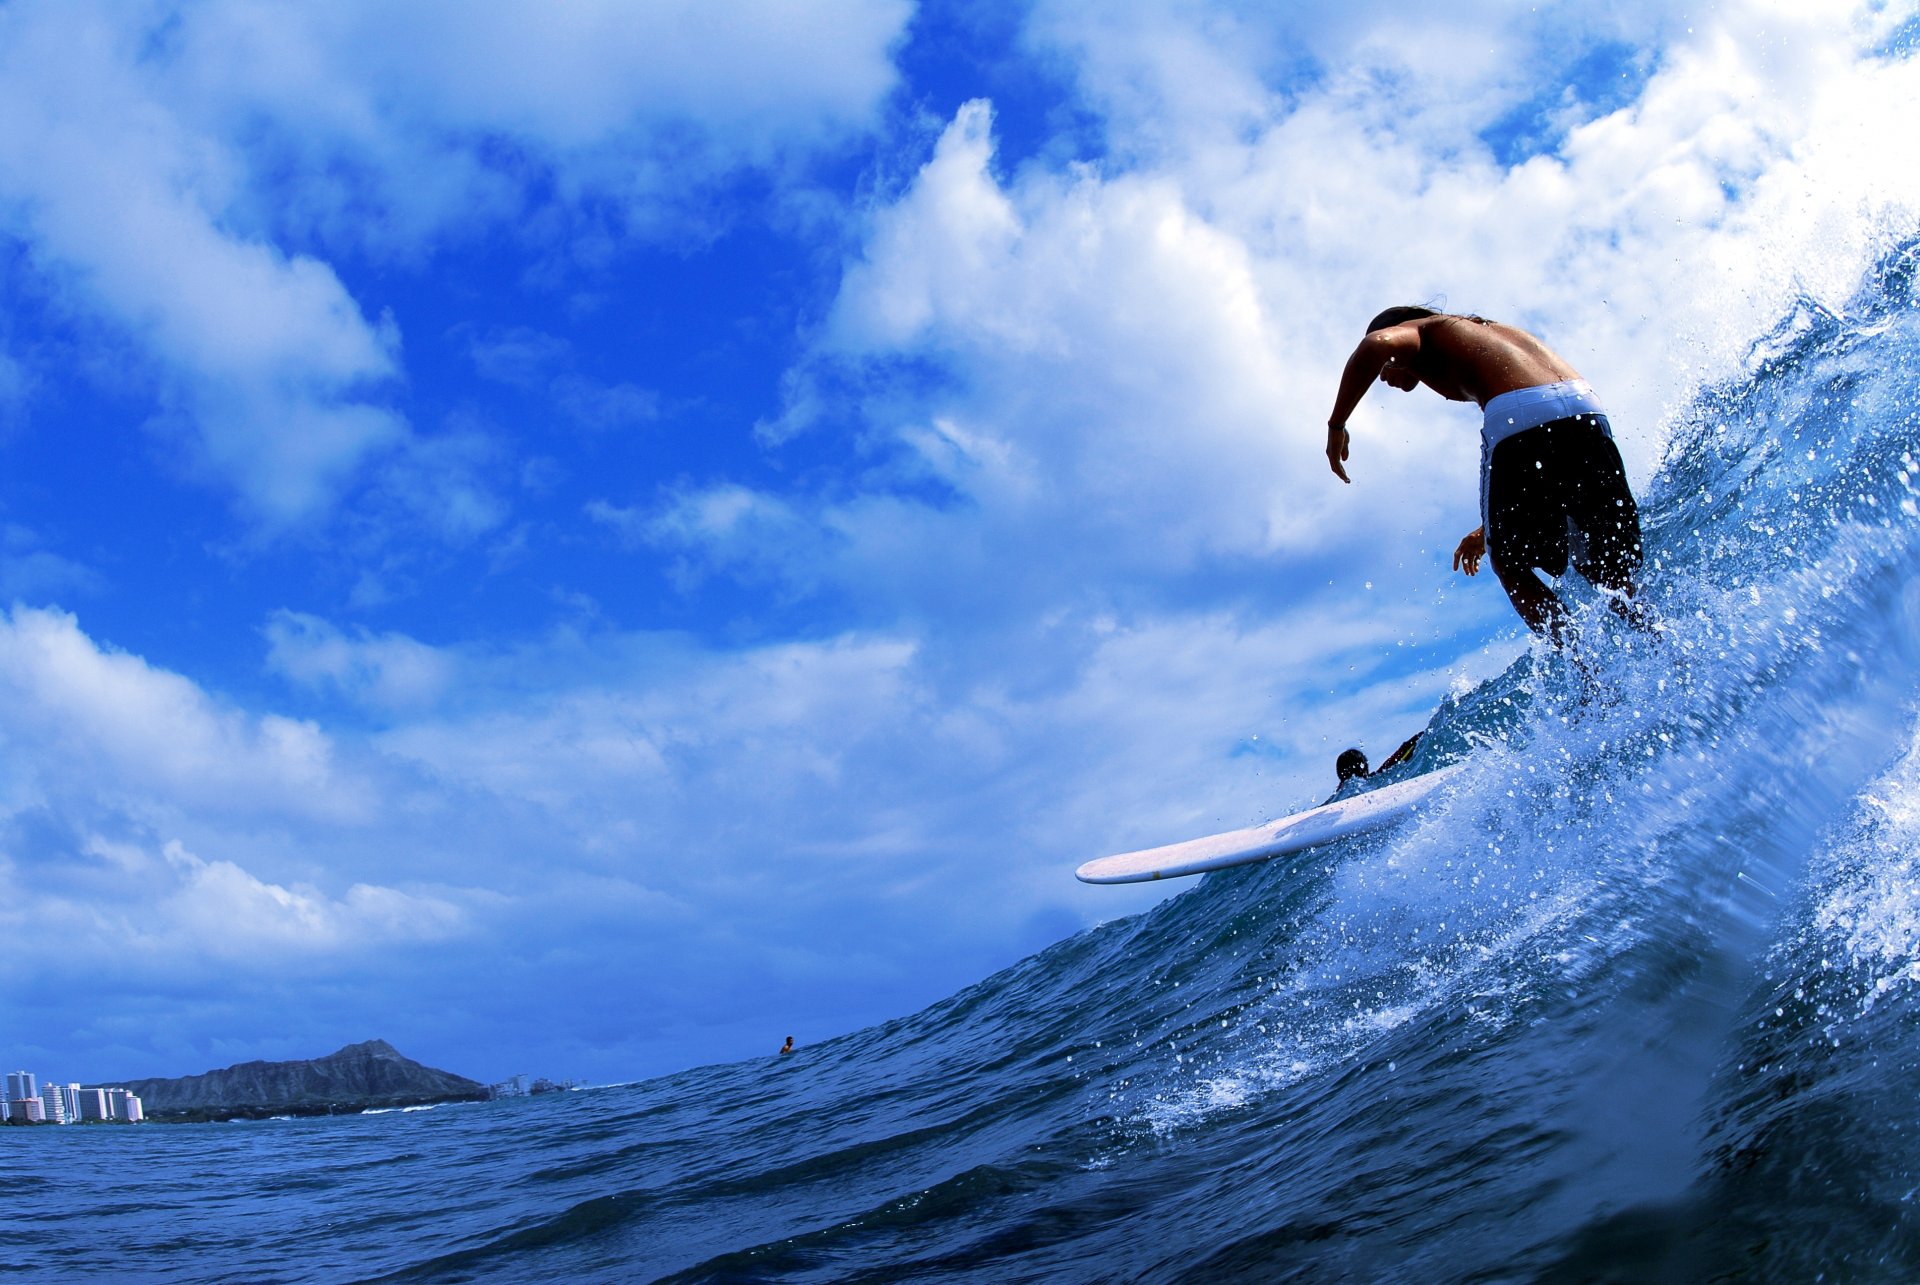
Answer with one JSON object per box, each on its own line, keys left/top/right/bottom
{"left": 1566, "top": 429, "right": 1653, "bottom": 632}
{"left": 1487, "top": 431, "right": 1574, "bottom": 643}
{"left": 1581, "top": 540, "right": 1654, "bottom": 631}
{"left": 1491, "top": 555, "right": 1574, "bottom": 643}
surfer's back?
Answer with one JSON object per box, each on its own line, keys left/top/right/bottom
{"left": 1405, "top": 315, "right": 1584, "bottom": 405}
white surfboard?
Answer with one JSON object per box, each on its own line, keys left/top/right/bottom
{"left": 1075, "top": 763, "right": 1468, "bottom": 884}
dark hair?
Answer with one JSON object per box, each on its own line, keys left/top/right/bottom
{"left": 1336, "top": 748, "right": 1369, "bottom": 783}
{"left": 1367, "top": 304, "right": 1495, "bottom": 334}
{"left": 1366, "top": 305, "right": 1441, "bottom": 333}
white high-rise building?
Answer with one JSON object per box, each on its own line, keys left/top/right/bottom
{"left": 5, "top": 1070, "right": 36, "bottom": 1103}
{"left": 106, "top": 1089, "right": 144, "bottom": 1123}
{"left": 37, "top": 1084, "right": 69, "bottom": 1124}
{"left": 74, "top": 1087, "right": 111, "bottom": 1122}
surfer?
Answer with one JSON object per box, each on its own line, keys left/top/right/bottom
{"left": 1325, "top": 307, "right": 1647, "bottom": 645}
{"left": 1335, "top": 748, "right": 1370, "bottom": 786}
{"left": 1334, "top": 732, "right": 1421, "bottom": 795}
{"left": 779, "top": 1036, "right": 794, "bottom": 1056}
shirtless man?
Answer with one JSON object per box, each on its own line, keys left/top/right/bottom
{"left": 1325, "top": 306, "right": 1645, "bottom": 642}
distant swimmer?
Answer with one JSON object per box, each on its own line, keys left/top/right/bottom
{"left": 1335, "top": 747, "right": 1370, "bottom": 786}
{"left": 1325, "top": 307, "right": 1648, "bottom": 646}
{"left": 1334, "top": 732, "right": 1421, "bottom": 795}
{"left": 779, "top": 1036, "right": 794, "bottom": 1056}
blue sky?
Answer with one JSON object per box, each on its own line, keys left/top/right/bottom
{"left": 2, "top": 0, "right": 1917, "bottom": 1087}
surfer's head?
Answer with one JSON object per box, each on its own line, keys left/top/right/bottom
{"left": 1367, "top": 306, "right": 1442, "bottom": 391}
{"left": 1336, "top": 748, "right": 1369, "bottom": 783}
{"left": 1366, "top": 305, "right": 1441, "bottom": 333}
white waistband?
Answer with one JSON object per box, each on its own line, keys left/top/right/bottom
{"left": 1481, "top": 379, "right": 1605, "bottom": 449}
{"left": 1478, "top": 379, "right": 1610, "bottom": 536}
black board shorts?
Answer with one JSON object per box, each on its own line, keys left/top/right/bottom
{"left": 1486, "top": 414, "right": 1642, "bottom": 582}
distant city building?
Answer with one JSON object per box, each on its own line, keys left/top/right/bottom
{"left": 4, "top": 1096, "right": 44, "bottom": 1123}
{"left": 0, "top": 1072, "right": 142, "bottom": 1124}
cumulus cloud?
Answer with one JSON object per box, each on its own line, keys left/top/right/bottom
{"left": 151, "top": 839, "right": 466, "bottom": 958}
{"left": 653, "top": 98, "right": 1311, "bottom": 630}
{"left": 0, "top": 833, "right": 470, "bottom": 1006}
{"left": 0, "top": 606, "right": 483, "bottom": 1050}
{"left": 374, "top": 632, "right": 917, "bottom": 845}
{"left": 330, "top": 0, "right": 910, "bottom": 162}
{"left": 0, "top": 2, "right": 400, "bottom": 523}
{"left": 0, "top": 0, "right": 911, "bottom": 523}
{"left": 0, "top": 605, "right": 367, "bottom": 821}
{"left": 0, "top": 8, "right": 404, "bottom": 522}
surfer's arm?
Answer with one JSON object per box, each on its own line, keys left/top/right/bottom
{"left": 1378, "top": 732, "right": 1422, "bottom": 773}
{"left": 1453, "top": 526, "right": 1486, "bottom": 576}
{"left": 1325, "top": 328, "right": 1418, "bottom": 482}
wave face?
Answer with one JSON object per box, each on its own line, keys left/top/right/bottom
{"left": 15, "top": 239, "right": 1920, "bottom": 1283}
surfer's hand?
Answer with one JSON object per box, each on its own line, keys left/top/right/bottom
{"left": 1326, "top": 425, "right": 1350, "bottom": 483}
{"left": 1453, "top": 527, "right": 1485, "bottom": 576}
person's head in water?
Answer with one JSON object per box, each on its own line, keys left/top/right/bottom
{"left": 1336, "top": 748, "right": 1369, "bottom": 784}
{"left": 779, "top": 1036, "right": 794, "bottom": 1055}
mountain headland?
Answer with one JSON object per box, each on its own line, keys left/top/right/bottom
{"left": 120, "top": 1039, "right": 487, "bottom": 1122}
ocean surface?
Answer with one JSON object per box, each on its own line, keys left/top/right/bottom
{"left": 11, "top": 239, "right": 1920, "bottom": 1282}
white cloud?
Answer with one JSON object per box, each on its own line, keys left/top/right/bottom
{"left": 831, "top": 102, "right": 1025, "bottom": 350}
{"left": 0, "top": 835, "right": 469, "bottom": 976}
{"left": 0, "top": 605, "right": 368, "bottom": 821}
{"left": 1024, "top": 0, "right": 1699, "bottom": 162}
{"left": 0, "top": 2, "right": 403, "bottom": 524}
{"left": 375, "top": 632, "right": 918, "bottom": 840}
{"left": 0, "top": 0, "right": 911, "bottom": 523}
{"left": 328, "top": 0, "right": 909, "bottom": 157}
{"left": 367, "top": 424, "right": 513, "bottom": 546}
{"left": 660, "top": 99, "right": 1314, "bottom": 620}
{"left": 263, "top": 610, "right": 455, "bottom": 714}
{"left": 0, "top": 610, "right": 481, "bottom": 1002}
{"left": 353, "top": 588, "right": 1497, "bottom": 922}
{"left": 153, "top": 839, "right": 466, "bottom": 958}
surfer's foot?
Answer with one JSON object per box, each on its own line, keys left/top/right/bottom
{"left": 1607, "top": 592, "right": 1659, "bottom": 637}
{"left": 1560, "top": 629, "right": 1627, "bottom": 714}
{"left": 1570, "top": 654, "right": 1605, "bottom": 710}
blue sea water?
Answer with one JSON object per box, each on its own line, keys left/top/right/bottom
{"left": 11, "top": 238, "right": 1920, "bottom": 1282}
